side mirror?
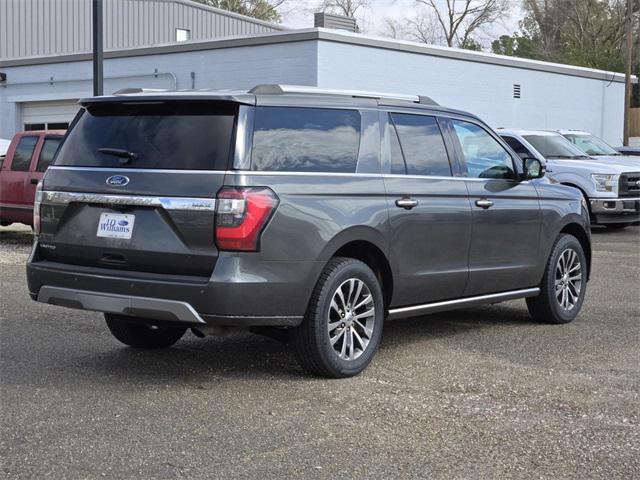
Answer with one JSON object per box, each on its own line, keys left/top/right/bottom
{"left": 522, "top": 157, "right": 545, "bottom": 180}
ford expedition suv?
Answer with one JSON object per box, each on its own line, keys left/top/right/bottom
{"left": 0, "top": 130, "right": 65, "bottom": 226}
{"left": 27, "top": 85, "right": 591, "bottom": 378}
{"left": 498, "top": 129, "right": 639, "bottom": 229}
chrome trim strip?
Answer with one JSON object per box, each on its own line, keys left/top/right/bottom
{"left": 37, "top": 286, "right": 206, "bottom": 324}
{"left": 387, "top": 288, "right": 540, "bottom": 320}
{"left": 227, "top": 170, "right": 526, "bottom": 183}
{"left": 41, "top": 191, "right": 216, "bottom": 211}
{"left": 590, "top": 197, "right": 640, "bottom": 202}
{"left": 47, "top": 166, "right": 525, "bottom": 183}
{"left": 226, "top": 170, "right": 383, "bottom": 178}
{"left": 47, "top": 166, "right": 226, "bottom": 174}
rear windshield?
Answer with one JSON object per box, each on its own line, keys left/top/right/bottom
{"left": 54, "top": 101, "right": 237, "bottom": 170}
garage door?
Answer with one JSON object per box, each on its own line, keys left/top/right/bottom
{"left": 21, "top": 100, "right": 80, "bottom": 131}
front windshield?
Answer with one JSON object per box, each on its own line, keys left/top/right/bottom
{"left": 563, "top": 133, "right": 619, "bottom": 156}
{"left": 522, "top": 134, "right": 587, "bottom": 159}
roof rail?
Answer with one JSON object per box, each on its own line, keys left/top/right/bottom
{"left": 113, "top": 87, "right": 169, "bottom": 95}
{"left": 249, "top": 84, "right": 438, "bottom": 105}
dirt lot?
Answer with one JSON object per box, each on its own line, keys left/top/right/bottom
{"left": 1, "top": 224, "right": 638, "bottom": 479}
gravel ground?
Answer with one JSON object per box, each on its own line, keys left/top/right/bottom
{"left": 1, "top": 224, "right": 639, "bottom": 479}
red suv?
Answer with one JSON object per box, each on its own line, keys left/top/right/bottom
{"left": 0, "top": 130, "right": 65, "bottom": 227}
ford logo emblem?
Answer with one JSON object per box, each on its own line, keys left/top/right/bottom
{"left": 117, "top": 220, "right": 129, "bottom": 226}
{"left": 106, "top": 175, "right": 130, "bottom": 186}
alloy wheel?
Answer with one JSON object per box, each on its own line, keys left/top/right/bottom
{"left": 555, "top": 248, "right": 582, "bottom": 311}
{"left": 327, "top": 278, "right": 376, "bottom": 361}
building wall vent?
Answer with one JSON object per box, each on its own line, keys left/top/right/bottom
{"left": 176, "top": 28, "right": 192, "bottom": 42}
{"left": 314, "top": 12, "right": 358, "bottom": 32}
{"left": 513, "top": 84, "right": 521, "bottom": 99}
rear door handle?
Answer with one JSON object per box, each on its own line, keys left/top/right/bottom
{"left": 30, "top": 178, "right": 39, "bottom": 185}
{"left": 475, "top": 199, "right": 494, "bottom": 209}
{"left": 395, "top": 198, "right": 418, "bottom": 210}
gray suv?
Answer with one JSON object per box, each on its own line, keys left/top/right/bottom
{"left": 27, "top": 85, "right": 591, "bottom": 378}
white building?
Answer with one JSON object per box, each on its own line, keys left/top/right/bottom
{"left": 0, "top": 1, "right": 630, "bottom": 144}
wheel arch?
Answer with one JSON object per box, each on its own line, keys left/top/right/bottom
{"left": 560, "top": 182, "right": 591, "bottom": 214}
{"left": 559, "top": 221, "right": 592, "bottom": 280}
{"left": 317, "top": 227, "right": 393, "bottom": 308}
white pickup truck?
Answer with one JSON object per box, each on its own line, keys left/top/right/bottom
{"left": 497, "top": 129, "right": 640, "bottom": 229}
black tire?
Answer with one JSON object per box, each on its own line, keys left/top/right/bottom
{"left": 527, "top": 234, "right": 587, "bottom": 324}
{"left": 105, "top": 313, "right": 186, "bottom": 349}
{"left": 604, "top": 223, "right": 627, "bottom": 230}
{"left": 291, "top": 257, "right": 384, "bottom": 378}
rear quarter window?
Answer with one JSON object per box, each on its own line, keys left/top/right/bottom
{"left": 251, "top": 107, "right": 361, "bottom": 173}
{"left": 54, "top": 101, "right": 237, "bottom": 170}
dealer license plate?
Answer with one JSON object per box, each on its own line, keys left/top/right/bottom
{"left": 96, "top": 213, "right": 135, "bottom": 239}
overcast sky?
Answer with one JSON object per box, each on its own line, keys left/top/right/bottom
{"left": 280, "top": 0, "right": 524, "bottom": 48}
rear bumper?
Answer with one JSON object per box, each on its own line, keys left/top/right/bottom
{"left": 35, "top": 285, "right": 301, "bottom": 326}
{"left": 27, "top": 249, "right": 319, "bottom": 327}
{"left": 37, "top": 286, "right": 207, "bottom": 324}
{"left": 590, "top": 197, "right": 640, "bottom": 224}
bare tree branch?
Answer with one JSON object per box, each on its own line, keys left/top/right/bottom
{"left": 317, "top": 0, "right": 371, "bottom": 18}
{"left": 415, "top": 0, "right": 508, "bottom": 47}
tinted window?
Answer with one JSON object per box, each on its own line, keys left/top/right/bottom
{"left": 252, "top": 107, "right": 361, "bottom": 173}
{"left": 54, "top": 102, "right": 236, "bottom": 170}
{"left": 36, "top": 137, "right": 62, "bottom": 172}
{"left": 390, "top": 113, "right": 451, "bottom": 176}
{"left": 451, "top": 121, "right": 514, "bottom": 179}
{"left": 502, "top": 136, "right": 533, "bottom": 157}
{"left": 11, "top": 136, "right": 38, "bottom": 171}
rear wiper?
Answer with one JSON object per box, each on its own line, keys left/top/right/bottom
{"left": 98, "top": 147, "right": 138, "bottom": 164}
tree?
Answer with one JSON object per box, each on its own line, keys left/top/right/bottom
{"left": 491, "top": 34, "right": 536, "bottom": 58}
{"left": 518, "top": 0, "right": 636, "bottom": 72}
{"left": 520, "top": 0, "right": 566, "bottom": 61}
{"left": 415, "top": 0, "right": 509, "bottom": 48}
{"left": 317, "top": 0, "right": 370, "bottom": 18}
{"left": 192, "top": 0, "right": 285, "bottom": 22}
{"left": 405, "top": 12, "right": 443, "bottom": 44}
{"left": 461, "top": 38, "right": 483, "bottom": 50}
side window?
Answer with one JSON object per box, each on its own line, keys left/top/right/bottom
{"left": 390, "top": 113, "right": 451, "bottom": 176}
{"left": 502, "top": 135, "right": 533, "bottom": 158}
{"left": 252, "top": 107, "right": 361, "bottom": 173}
{"left": 10, "top": 136, "right": 38, "bottom": 171}
{"left": 36, "top": 137, "right": 62, "bottom": 172}
{"left": 451, "top": 121, "right": 515, "bottom": 180}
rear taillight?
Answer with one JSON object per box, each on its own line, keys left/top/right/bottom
{"left": 33, "top": 181, "right": 43, "bottom": 235}
{"left": 215, "top": 187, "right": 279, "bottom": 251}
